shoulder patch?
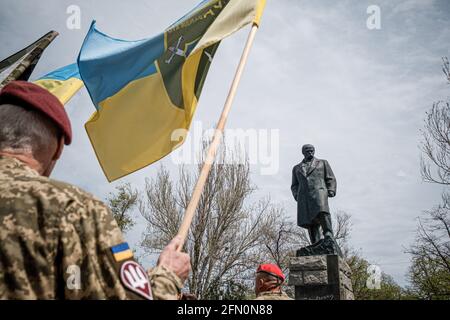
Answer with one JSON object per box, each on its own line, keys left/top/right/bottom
{"left": 111, "top": 242, "right": 134, "bottom": 262}
{"left": 120, "top": 261, "right": 153, "bottom": 300}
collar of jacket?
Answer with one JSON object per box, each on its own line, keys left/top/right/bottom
{"left": 300, "top": 157, "right": 318, "bottom": 175}
{"left": 0, "top": 155, "right": 41, "bottom": 178}
{"left": 257, "top": 290, "right": 287, "bottom": 297}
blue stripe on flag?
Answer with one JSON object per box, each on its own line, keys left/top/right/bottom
{"left": 78, "top": 21, "right": 165, "bottom": 108}
{"left": 111, "top": 242, "right": 130, "bottom": 254}
{"left": 39, "top": 63, "right": 81, "bottom": 80}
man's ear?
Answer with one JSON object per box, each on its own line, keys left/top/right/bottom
{"left": 53, "top": 137, "right": 65, "bottom": 161}
{"left": 41, "top": 137, "right": 65, "bottom": 178}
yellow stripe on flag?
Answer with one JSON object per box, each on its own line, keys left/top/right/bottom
{"left": 34, "top": 78, "right": 84, "bottom": 105}
{"left": 86, "top": 67, "right": 186, "bottom": 181}
{"left": 113, "top": 250, "right": 134, "bottom": 262}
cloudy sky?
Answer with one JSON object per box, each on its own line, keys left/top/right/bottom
{"left": 1, "top": 0, "right": 449, "bottom": 286}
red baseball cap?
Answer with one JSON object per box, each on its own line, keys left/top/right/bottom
{"left": 257, "top": 264, "right": 285, "bottom": 282}
{"left": 0, "top": 81, "right": 72, "bottom": 145}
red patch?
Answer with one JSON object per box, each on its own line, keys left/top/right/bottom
{"left": 120, "top": 261, "right": 153, "bottom": 300}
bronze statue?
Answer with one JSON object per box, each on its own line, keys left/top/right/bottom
{"left": 291, "top": 144, "right": 340, "bottom": 256}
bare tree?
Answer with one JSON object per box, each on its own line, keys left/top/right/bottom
{"left": 420, "top": 57, "right": 450, "bottom": 186}
{"left": 139, "top": 144, "right": 275, "bottom": 299}
{"left": 106, "top": 183, "right": 138, "bottom": 232}
{"left": 420, "top": 101, "right": 450, "bottom": 186}
{"left": 407, "top": 195, "right": 450, "bottom": 299}
{"left": 333, "top": 210, "right": 352, "bottom": 256}
{"left": 258, "top": 207, "right": 305, "bottom": 272}
{"left": 408, "top": 57, "right": 450, "bottom": 299}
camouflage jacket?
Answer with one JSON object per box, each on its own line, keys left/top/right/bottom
{"left": 0, "top": 156, "right": 182, "bottom": 300}
{"left": 254, "top": 291, "right": 293, "bottom": 300}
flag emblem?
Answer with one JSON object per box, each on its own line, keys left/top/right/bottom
{"left": 111, "top": 242, "right": 134, "bottom": 262}
{"left": 166, "top": 36, "right": 187, "bottom": 64}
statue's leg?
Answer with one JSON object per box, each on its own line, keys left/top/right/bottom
{"left": 308, "top": 224, "right": 321, "bottom": 245}
{"left": 320, "top": 212, "right": 333, "bottom": 238}
{"left": 319, "top": 212, "right": 343, "bottom": 256}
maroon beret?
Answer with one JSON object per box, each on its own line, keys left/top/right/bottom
{"left": 0, "top": 81, "right": 72, "bottom": 145}
{"left": 257, "top": 263, "right": 285, "bottom": 282}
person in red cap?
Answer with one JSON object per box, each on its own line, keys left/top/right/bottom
{"left": 0, "top": 81, "right": 191, "bottom": 300}
{"left": 254, "top": 263, "right": 292, "bottom": 300}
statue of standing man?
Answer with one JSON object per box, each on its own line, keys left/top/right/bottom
{"left": 291, "top": 144, "right": 340, "bottom": 256}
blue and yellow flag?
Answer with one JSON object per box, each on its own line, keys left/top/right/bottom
{"left": 34, "top": 63, "right": 84, "bottom": 105}
{"left": 110, "top": 242, "right": 134, "bottom": 262}
{"left": 78, "top": 0, "right": 266, "bottom": 181}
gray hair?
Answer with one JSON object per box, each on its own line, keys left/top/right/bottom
{"left": 0, "top": 103, "right": 60, "bottom": 157}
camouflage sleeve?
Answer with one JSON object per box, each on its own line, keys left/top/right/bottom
{"left": 58, "top": 189, "right": 145, "bottom": 300}
{"left": 58, "top": 187, "right": 184, "bottom": 300}
{"left": 148, "top": 265, "right": 183, "bottom": 300}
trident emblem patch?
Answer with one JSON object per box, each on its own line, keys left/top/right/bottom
{"left": 120, "top": 261, "right": 153, "bottom": 300}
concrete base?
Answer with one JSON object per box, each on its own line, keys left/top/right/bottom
{"left": 288, "top": 254, "right": 354, "bottom": 300}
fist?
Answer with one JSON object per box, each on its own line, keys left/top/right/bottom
{"left": 328, "top": 191, "right": 335, "bottom": 197}
{"left": 157, "top": 236, "right": 191, "bottom": 283}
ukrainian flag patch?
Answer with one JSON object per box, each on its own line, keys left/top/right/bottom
{"left": 111, "top": 242, "right": 133, "bottom": 262}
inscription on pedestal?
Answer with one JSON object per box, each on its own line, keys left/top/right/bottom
{"left": 288, "top": 254, "right": 354, "bottom": 300}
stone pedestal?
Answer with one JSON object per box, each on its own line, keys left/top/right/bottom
{"left": 288, "top": 255, "right": 354, "bottom": 300}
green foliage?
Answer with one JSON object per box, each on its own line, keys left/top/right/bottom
{"left": 346, "top": 252, "right": 406, "bottom": 300}
{"left": 106, "top": 183, "right": 138, "bottom": 233}
{"left": 407, "top": 253, "right": 450, "bottom": 300}
{"left": 406, "top": 198, "right": 450, "bottom": 300}
{"left": 408, "top": 56, "right": 450, "bottom": 300}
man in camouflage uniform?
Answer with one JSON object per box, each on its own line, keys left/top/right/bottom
{"left": 0, "top": 81, "right": 190, "bottom": 299}
{"left": 254, "top": 264, "right": 292, "bottom": 300}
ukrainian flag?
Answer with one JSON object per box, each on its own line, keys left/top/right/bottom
{"left": 78, "top": 0, "right": 266, "bottom": 181}
{"left": 34, "top": 63, "right": 84, "bottom": 105}
{"left": 111, "top": 242, "right": 134, "bottom": 262}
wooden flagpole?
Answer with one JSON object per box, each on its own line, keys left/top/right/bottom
{"left": 176, "top": 23, "right": 259, "bottom": 250}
